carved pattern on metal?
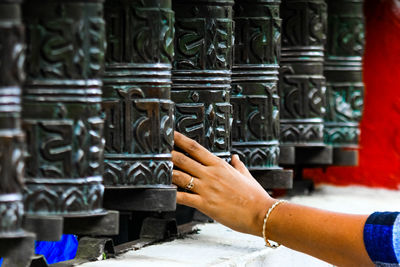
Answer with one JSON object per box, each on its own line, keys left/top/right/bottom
{"left": 103, "top": 0, "right": 175, "bottom": 190}
{"left": 279, "top": 0, "right": 327, "bottom": 145}
{"left": 231, "top": 0, "right": 281, "bottom": 169}
{"left": 172, "top": 0, "right": 233, "bottom": 160}
{"left": 0, "top": 0, "right": 26, "bottom": 238}
{"left": 22, "top": 0, "right": 106, "bottom": 215}
{"left": 324, "top": 0, "right": 365, "bottom": 146}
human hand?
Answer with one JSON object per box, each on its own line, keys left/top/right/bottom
{"left": 172, "top": 131, "right": 275, "bottom": 237}
{"left": 172, "top": 132, "right": 375, "bottom": 267}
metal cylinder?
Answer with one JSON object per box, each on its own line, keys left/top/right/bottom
{"left": 102, "top": 0, "right": 176, "bottom": 211}
{"left": 0, "top": 0, "right": 25, "bottom": 238}
{"left": 324, "top": 0, "right": 364, "bottom": 148}
{"left": 22, "top": 0, "right": 106, "bottom": 216}
{"left": 172, "top": 0, "right": 233, "bottom": 160}
{"left": 232, "top": 0, "right": 281, "bottom": 170}
{"left": 279, "top": 0, "right": 327, "bottom": 146}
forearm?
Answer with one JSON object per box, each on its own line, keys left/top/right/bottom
{"left": 262, "top": 201, "right": 373, "bottom": 267}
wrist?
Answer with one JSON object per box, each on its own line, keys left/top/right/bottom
{"left": 253, "top": 196, "right": 276, "bottom": 237}
{"left": 262, "top": 199, "right": 287, "bottom": 248}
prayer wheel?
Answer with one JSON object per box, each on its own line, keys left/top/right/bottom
{"left": 172, "top": 0, "right": 233, "bottom": 161}
{"left": 232, "top": 0, "right": 292, "bottom": 188}
{"left": 279, "top": 0, "right": 331, "bottom": 165}
{"left": 0, "top": 0, "right": 26, "bottom": 239}
{"left": 324, "top": 0, "right": 365, "bottom": 165}
{"left": 102, "top": 0, "right": 176, "bottom": 212}
{"left": 171, "top": 0, "right": 233, "bottom": 223}
{"left": 0, "top": 1, "right": 35, "bottom": 263}
{"left": 22, "top": 0, "right": 107, "bottom": 226}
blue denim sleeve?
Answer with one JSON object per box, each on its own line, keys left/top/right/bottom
{"left": 364, "top": 212, "right": 400, "bottom": 266}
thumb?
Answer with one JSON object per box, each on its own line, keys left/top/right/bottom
{"left": 231, "top": 154, "right": 253, "bottom": 179}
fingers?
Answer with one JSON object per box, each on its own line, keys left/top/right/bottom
{"left": 231, "top": 154, "right": 253, "bottom": 179}
{"left": 174, "top": 131, "right": 221, "bottom": 166}
{"left": 172, "top": 150, "right": 208, "bottom": 178}
{"left": 172, "top": 170, "right": 201, "bottom": 193}
{"left": 176, "top": 191, "right": 203, "bottom": 209}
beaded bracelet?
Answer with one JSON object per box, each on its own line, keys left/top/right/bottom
{"left": 262, "top": 199, "right": 287, "bottom": 248}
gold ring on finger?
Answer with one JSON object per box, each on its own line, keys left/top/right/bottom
{"left": 185, "top": 176, "right": 195, "bottom": 191}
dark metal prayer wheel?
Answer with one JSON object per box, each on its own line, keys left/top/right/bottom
{"left": 0, "top": 2, "right": 36, "bottom": 264}
{"left": 172, "top": 0, "right": 233, "bottom": 161}
{"left": 324, "top": 0, "right": 365, "bottom": 166}
{"left": 102, "top": 0, "right": 176, "bottom": 212}
{"left": 279, "top": 0, "right": 332, "bottom": 165}
{"left": 22, "top": 0, "right": 107, "bottom": 225}
{"left": 232, "top": 0, "right": 292, "bottom": 189}
{"left": 0, "top": 0, "right": 26, "bottom": 239}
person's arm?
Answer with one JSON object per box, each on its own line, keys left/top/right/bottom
{"left": 172, "top": 132, "right": 374, "bottom": 267}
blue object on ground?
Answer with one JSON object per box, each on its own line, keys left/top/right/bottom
{"left": 0, "top": 257, "right": 3, "bottom": 266}
{"left": 35, "top": 234, "right": 78, "bottom": 264}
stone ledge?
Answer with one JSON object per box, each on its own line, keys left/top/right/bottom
{"left": 80, "top": 185, "right": 400, "bottom": 267}
{"left": 79, "top": 223, "right": 327, "bottom": 267}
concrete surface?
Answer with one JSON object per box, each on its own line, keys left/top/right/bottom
{"left": 80, "top": 185, "right": 400, "bottom": 267}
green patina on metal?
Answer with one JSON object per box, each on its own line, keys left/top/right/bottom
{"left": 101, "top": 0, "right": 177, "bottom": 212}
{"left": 172, "top": 0, "right": 233, "bottom": 161}
{"left": 324, "top": 0, "right": 365, "bottom": 147}
{"left": 103, "top": 0, "right": 175, "bottom": 187}
{"left": 231, "top": 0, "right": 281, "bottom": 169}
{"left": 22, "top": 0, "right": 107, "bottom": 215}
{"left": 279, "top": 0, "right": 328, "bottom": 145}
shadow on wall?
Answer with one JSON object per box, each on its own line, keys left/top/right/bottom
{"left": 305, "top": 0, "right": 400, "bottom": 189}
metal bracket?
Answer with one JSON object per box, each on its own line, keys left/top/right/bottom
{"left": 287, "top": 178, "right": 315, "bottom": 196}
{"left": 192, "top": 210, "right": 213, "bottom": 223}
{"left": 29, "top": 255, "right": 48, "bottom": 267}
{"left": 50, "top": 237, "right": 115, "bottom": 267}
{"left": 140, "top": 217, "right": 177, "bottom": 240}
{"left": 112, "top": 217, "right": 179, "bottom": 255}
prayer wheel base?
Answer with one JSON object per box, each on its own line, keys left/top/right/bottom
{"left": 23, "top": 211, "right": 120, "bottom": 241}
{"left": 0, "top": 233, "right": 35, "bottom": 267}
{"left": 23, "top": 215, "right": 63, "bottom": 241}
{"left": 103, "top": 186, "right": 177, "bottom": 212}
{"left": 251, "top": 169, "right": 293, "bottom": 190}
{"left": 280, "top": 145, "right": 333, "bottom": 166}
{"left": 332, "top": 147, "right": 359, "bottom": 166}
{"left": 63, "top": 210, "right": 120, "bottom": 237}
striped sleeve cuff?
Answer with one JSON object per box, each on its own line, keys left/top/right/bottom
{"left": 363, "top": 212, "right": 400, "bottom": 265}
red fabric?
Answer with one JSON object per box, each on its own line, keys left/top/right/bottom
{"left": 304, "top": 0, "right": 400, "bottom": 189}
